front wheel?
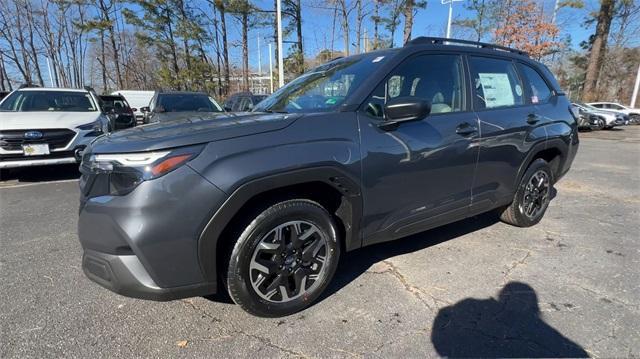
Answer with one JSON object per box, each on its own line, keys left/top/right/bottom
{"left": 226, "top": 199, "right": 340, "bottom": 317}
{"left": 500, "top": 159, "right": 553, "bottom": 227}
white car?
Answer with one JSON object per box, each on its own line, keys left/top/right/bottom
{"left": 0, "top": 87, "right": 110, "bottom": 170}
{"left": 588, "top": 102, "right": 640, "bottom": 122}
{"left": 573, "top": 102, "right": 623, "bottom": 129}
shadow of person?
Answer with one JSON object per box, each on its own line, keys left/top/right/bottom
{"left": 431, "top": 282, "right": 588, "bottom": 358}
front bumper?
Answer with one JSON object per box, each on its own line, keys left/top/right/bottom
{"left": 0, "top": 154, "right": 78, "bottom": 168}
{"left": 78, "top": 164, "right": 227, "bottom": 300}
{"left": 0, "top": 128, "right": 98, "bottom": 169}
{"left": 83, "top": 249, "right": 216, "bottom": 301}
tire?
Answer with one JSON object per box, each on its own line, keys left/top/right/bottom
{"left": 500, "top": 159, "right": 553, "bottom": 227}
{"left": 226, "top": 199, "right": 340, "bottom": 317}
{"left": 593, "top": 119, "right": 605, "bottom": 130}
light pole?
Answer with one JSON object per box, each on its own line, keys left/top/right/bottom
{"left": 442, "top": 0, "right": 462, "bottom": 39}
{"left": 276, "top": 0, "right": 285, "bottom": 88}
{"left": 269, "top": 43, "right": 274, "bottom": 93}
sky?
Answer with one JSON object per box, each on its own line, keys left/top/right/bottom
{"left": 224, "top": 0, "right": 604, "bottom": 72}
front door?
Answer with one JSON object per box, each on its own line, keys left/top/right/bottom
{"left": 358, "top": 53, "right": 480, "bottom": 244}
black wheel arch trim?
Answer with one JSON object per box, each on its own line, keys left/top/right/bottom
{"left": 197, "top": 166, "right": 363, "bottom": 282}
{"left": 515, "top": 137, "right": 569, "bottom": 188}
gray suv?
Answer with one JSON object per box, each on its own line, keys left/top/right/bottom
{"left": 78, "top": 38, "right": 579, "bottom": 317}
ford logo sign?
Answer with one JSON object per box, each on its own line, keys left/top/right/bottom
{"left": 24, "top": 131, "right": 43, "bottom": 139}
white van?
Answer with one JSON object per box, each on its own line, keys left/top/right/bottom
{"left": 111, "top": 90, "right": 154, "bottom": 124}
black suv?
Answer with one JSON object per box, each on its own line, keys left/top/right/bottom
{"left": 99, "top": 94, "right": 136, "bottom": 130}
{"left": 78, "top": 38, "right": 578, "bottom": 317}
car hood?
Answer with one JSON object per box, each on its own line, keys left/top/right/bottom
{"left": 0, "top": 111, "right": 102, "bottom": 130}
{"left": 90, "top": 112, "right": 301, "bottom": 153}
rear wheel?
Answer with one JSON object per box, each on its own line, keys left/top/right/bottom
{"left": 225, "top": 199, "right": 340, "bottom": 317}
{"left": 500, "top": 159, "right": 553, "bottom": 227}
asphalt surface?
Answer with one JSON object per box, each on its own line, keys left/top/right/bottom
{"left": 1, "top": 127, "right": 639, "bottom": 358}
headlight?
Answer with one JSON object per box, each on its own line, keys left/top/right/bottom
{"left": 77, "top": 120, "right": 103, "bottom": 136}
{"left": 82, "top": 145, "right": 203, "bottom": 195}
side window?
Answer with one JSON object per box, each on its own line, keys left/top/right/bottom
{"left": 518, "top": 64, "right": 553, "bottom": 104}
{"left": 609, "top": 103, "right": 623, "bottom": 110}
{"left": 224, "top": 97, "right": 236, "bottom": 110}
{"left": 231, "top": 97, "right": 244, "bottom": 112}
{"left": 362, "top": 54, "right": 465, "bottom": 119}
{"left": 239, "top": 97, "right": 252, "bottom": 111}
{"left": 469, "top": 56, "right": 524, "bottom": 110}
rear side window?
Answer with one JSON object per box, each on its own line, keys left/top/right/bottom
{"left": 518, "top": 64, "right": 553, "bottom": 104}
{"left": 469, "top": 57, "right": 524, "bottom": 110}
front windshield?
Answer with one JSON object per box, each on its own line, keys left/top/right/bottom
{"left": 254, "top": 52, "right": 393, "bottom": 113}
{"left": 0, "top": 90, "right": 97, "bottom": 112}
{"left": 156, "top": 94, "right": 223, "bottom": 112}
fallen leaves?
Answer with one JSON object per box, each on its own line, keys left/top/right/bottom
{"left": 176, "top": 340, "right": 188, "bottom": 348}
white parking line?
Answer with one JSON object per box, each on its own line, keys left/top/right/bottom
{"left": 0, "top": 178, "right": 79, "bottom": 189}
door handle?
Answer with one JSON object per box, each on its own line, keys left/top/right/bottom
{"left": 527, "top": 113, "right": 540, "bottom": 124}
{"left": 456, "top": 122, "right": 478, "bottom": 136}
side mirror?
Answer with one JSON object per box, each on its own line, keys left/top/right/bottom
{"left": 380, "top": 97, "right": 431, "bottom": 130}
{"left": 131, "top": 108, "right": 138, "bottom": 112}
{"left": 140, "top": 106, "right": 150, "bottom": 113}
{"left": 103, "top": 105, "right": 114, "bottom": 114}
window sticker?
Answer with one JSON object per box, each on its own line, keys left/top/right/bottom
{"left": 478, "top": 73, "right": 515, "bottom": 108}
{"left": 372, "top": 56, "right": 385, "bottom": 63}
{"left": 515, "top": 84, "right": 523, "bottom": 97}
{"left": 531, "top": 95, "right": 539, "bottom": 104}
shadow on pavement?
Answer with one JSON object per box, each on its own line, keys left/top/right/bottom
{"left": 0, "top": 164, "right": 80, "bottom": 183}
{"left": 431, "top": 282, "right": 588, "bottom": 358}
{"left": 322, "top": 210, "right": 502, "bottom": 301}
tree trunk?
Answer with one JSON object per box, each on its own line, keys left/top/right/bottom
{"left": 355, "top": 0, "right": 362, "bottom": 53}
{"left": 165, "top": 7, "right": 181, "bottom": 89}
{"left": 403, "top": 0, "right": 415, "bottom": 45}
{"left": 25, "top": 2, "right": 44, "bottom": 86}
{"left": 216, "top": 0, "right": 230, "bottom": 96}
{"left": 373, "top": 0, "right": 380, "bottom": 49}
{"left": 99, "top": 0, "right": 123, "bottom": 89}
{"left": 339, "top": 0, "right": 349, "bottom": 56}
{"left": 211, "top": 3, "right": 224, "bottom": 96}
{"left": 242, "top": 10, "right": 249, "bottom": 91}
{"left": 582, "top": 0, "right": 615, "bottom": 102}
{"left": 295, "top": 0, "right": 304, "bottom": 73}
{"left": 100, "top": 30, "right": 107, "bottom": 91}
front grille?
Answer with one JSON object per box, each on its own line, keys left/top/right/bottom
{"left": 0, "top": 129, "right": 76, "bottom": 151}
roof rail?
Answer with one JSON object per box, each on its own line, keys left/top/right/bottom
{"left": 406, "top": 37, "right": 528, "bottom": 57}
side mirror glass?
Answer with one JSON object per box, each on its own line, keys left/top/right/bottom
{"left": 140, "top": 106, "right": 150, "bottom": 113}
{"left": 381, "top": 97, "right": 431, "bottom": 130}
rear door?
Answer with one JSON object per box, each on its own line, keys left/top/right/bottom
{"left": 469, "top": 55, "right": 546, "bottom": 213}
{"left": 359, "top": 53, "right": 479, "bottom": 244}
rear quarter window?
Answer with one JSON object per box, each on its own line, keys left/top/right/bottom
{"left": 518, "top": 64, "right": 553, "bottom": 104}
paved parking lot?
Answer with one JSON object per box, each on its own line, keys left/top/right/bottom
{"left": 1, "top": 127, "right": 639, "bottom": 358}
